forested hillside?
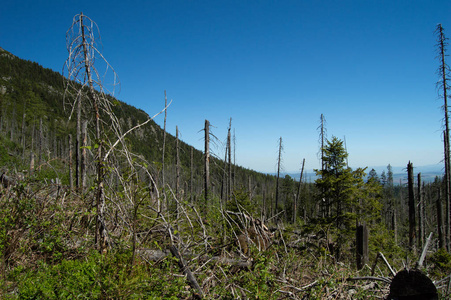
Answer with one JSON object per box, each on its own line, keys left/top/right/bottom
{"left": 1, "top": 17, "right": 451, "bottom": 299}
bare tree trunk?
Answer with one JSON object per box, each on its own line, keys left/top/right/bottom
{"left": 418, "top": 173, "right": 425, "bottom": 249}
{"left": 81, "top": 120, "right": 87, "bottom": 192}
{"left": 275, "top": 137, "right": 282, "bottom": 216}
{"left": 76, "top": 93, "right": 81, "bottom": 189}
{"left": 393, "top": 208, "right": 397, "bottom": 245}
{"left": 190, "top": 148, "right": 193, "bottom": 204}
{"left": 204, "top": 120, "right": 210, "bottom": 210}
{"left": 162, "top": 90, "right": 168, "bottom": 212}
{"left": 437, "top": 24, "right": 451, "bottom": 251}
{"left": 294, "top": 158, "right": 305, "bottom": 224}
{"left": 10, "top": 104, "right": 16, "bottom": 142}
{"left": 176, "top": 126, "right": 180, "bottom": 216}
{"left": 356, "top": 223, "right": 368, "bottom": 270}
{"left": 220, "top": 137, "right": 228, "bottom": 202}
{"left": 69, "top": 134, "right": 73, "bottom": 191}
{"left": 38, "top": 118, "right": 43, "bottom": 166}
{"left": 318, "top": 114, "right": 328, "bottom": 217}
{"left": 80, "top": 13, "right": 106, "bottom": 252}
{"left": 21, "top": 98, "right": 26, "bottom": 160}
{"left": 228, "top": 121, "right": 232, "bottom": 199}
{"left": 445, "top": 130, "right": 451, "bottom": 250}
{"left": 407, "top": 161, "right": 416, "bottom": 253}
{"left": 437, "top": 187, "right": 445, "bottom": 249}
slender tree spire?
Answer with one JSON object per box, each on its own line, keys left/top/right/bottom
{"left": 275, "top": 137, "right": 283, "bottom": 217}
{"left": 436, "top": 24, "right": 451, "bottom": 250}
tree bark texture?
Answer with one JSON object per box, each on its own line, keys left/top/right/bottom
{"left": 407, "top": 161, "right": 416, "bottom": 252}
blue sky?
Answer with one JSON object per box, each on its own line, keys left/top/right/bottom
{"left": 1, "top": 0, "right": 450, "bottom": 174}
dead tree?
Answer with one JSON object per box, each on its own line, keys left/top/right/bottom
{"left": 190, "top": 147, "right": 194, "bottom": 204}
{"left": 64, "top": 12, "right": 120, "bottom": 252}
{"left": 437, "top": 187, "right": 445, "bottom": 249}
{"left": 176, "top": 125, "right": 180, "bottom": 217}
{"left": 204, "top": 120, "right": 210, "bottom": 210}
{"left": 228, "top": 119, "right": 232, "bottom": 199}
{"left": 69, "top": 134, "right": 73, "bottom": 191}
{"left": 162, "top": 90, "right": 168, "bottom": 212}
{"left": 294, "top": 158, "right": 305, "bottom": 223}
{"left": 81, "top": 120, "right": 87, "bottom": 191}
{"left": 275, "top": 137, "right": 283, "bottom": 217}
{"left": 436, "top": 24, "right": 451, "bottom": 250}
{"left": 418, "top": 173, "right": 425, "bottom": 249}
{"left": 407, "top": 161, "right": 416, "bottom": 252}
{"left": 318, "top": 114, "right": 328, "bottom": 217}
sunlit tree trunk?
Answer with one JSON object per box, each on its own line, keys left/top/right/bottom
{"left": 407, "top": 161, "right": 416, "bottom": 253}
{"left": 204, "top": 120, "right": 210, "bottom": 210}
{"left": 437, "top": 24, "right": 451, "bottom": 250}
{"left": 275, "top": 137, "right": 283, "bottom": 217}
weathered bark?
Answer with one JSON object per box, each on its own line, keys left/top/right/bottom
{"left": 176, "top": 125, "right": 180, "bottom": 217}
{"left": 81, "top": 120, "right": 87, "bottom": 191}
{"left": 275, "top": 137, "right": 282, "bottom": 216}
{"left": 38, "top": 118, "right": 43, "bottom": 165}
{"left": 69, "top": 134, "right": 73, "bottom": 191}
{"left": 445, "top": 130, "right": 451, "bottom": 250}
{"left": 80, "top": 12, "right": 106, "bottom": 252}
{"left": 294, "top": 158, "right": 305, "bottom": 223}
{"left": 437, "top": 187, "right": 445, "bottom": 249}
{"left": 190, "top": 147, "right": 193, "bottom": 204}
{"left": 407, "top": 161, "right": 416, "bottom": 252}
{"left": 169, "top": 245, "right": 203, "bottom": 299}
{"left": 76, "top": 93, "right": 81, "bottom": 189}
{"left": 204, "top": 120, "right": 210, "bottom": 209}
{"left": 21, "top": 98, "right": 26, "bottom": 160}
{"left": 228, "top": 120, "right": 232, "bottom": 199}
{"left": 437, "top": 24, "right": 451, "bottom": 251}
{"left": 418, "top": 174, "right": 425, "bottom": 249}
{"left": 162, "top": 90, "right": 167, "bottom": 212}
{"left": 356, "top": 223, "right": 369, "bottom": 270}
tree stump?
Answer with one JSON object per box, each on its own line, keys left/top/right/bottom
{"left": 386, "top": 269, "right": 438, "bottom": 300}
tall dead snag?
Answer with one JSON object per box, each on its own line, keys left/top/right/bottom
{"left": 436, "top": 24, "right": 451, "bottom": 250}
{"left": 64, "top": 12, "right": 119, "bottom": 252}
{"left": 294, "top": 158, "right": 305, "bottom": 223}
{"left": 221, "top": 118, "right": 233, "bottom": 202}
{"left": 69, "top": 134, "right": 73, "bottom": 191}
{"left": 437, "top": 187, "right": 445, "bottom": 249}
{"left": 190, "top": 147, "right": 194, "bottom": 204}
{"left": 227, "top": 118, "right": 232, "bottom": 199}
{"left": 418, "top": 173, "right": 425, "bottom": 249}
{"left": 318, "top": 114, "right": 328, "bottom": 217}
{"left": 162, "top": 90, "right": 168, "bottom": 212}
{"left": 75, "top": 92, "right": 81, "bottom": 189}
{"left": 407, "top": 161, "right": 416, "bottom": 252}
{"left": 176, "top": 125, "right": 180, "bottom": 217}
{"left": 204, "top": 120, "right": 210, "bottom": 210}
{"left": 81, "top": 120, "right": 87, "bottom": 192}
{"left": 275, "top": 137, "right": 283, "bottom": 217}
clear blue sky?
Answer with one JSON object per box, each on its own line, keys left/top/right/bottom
{"left": 1, "top": 0, "right": 450, "bottom": 174}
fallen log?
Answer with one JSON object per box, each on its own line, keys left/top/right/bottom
{"left": 169, "top": 245, "right": 203, "bottom": 299}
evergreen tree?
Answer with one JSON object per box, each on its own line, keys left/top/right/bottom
{"left": 368, "top": 168, "right": 379, "bottom": 184}
{"left": 315, "top": 136, "right": 382, "bottom": 259}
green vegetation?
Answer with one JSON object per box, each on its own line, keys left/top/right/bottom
{"left": 0, "top": 31, "right": 450, "bottom": 299}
